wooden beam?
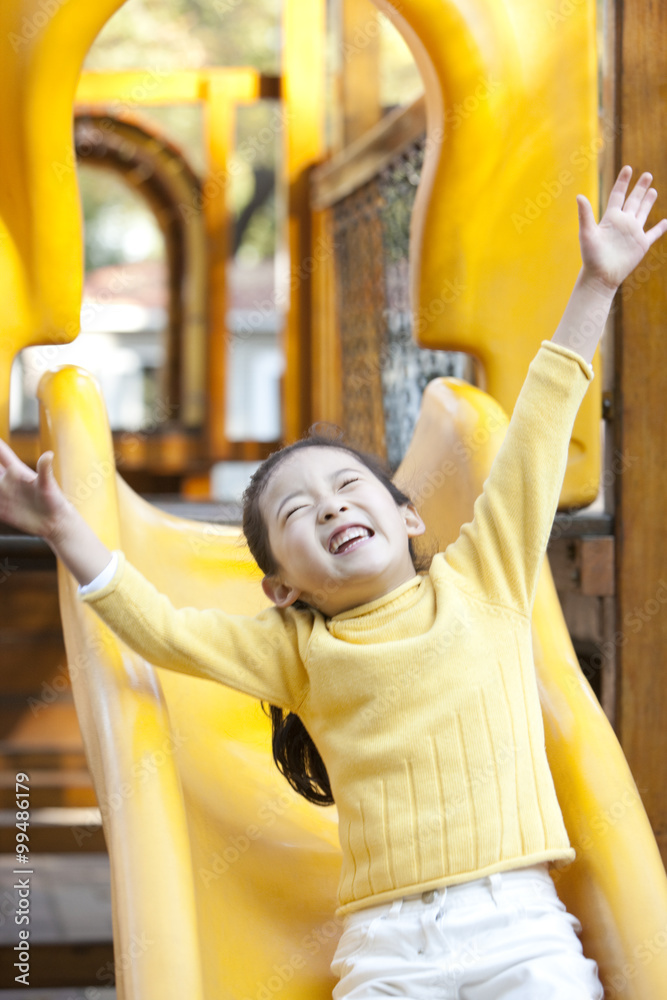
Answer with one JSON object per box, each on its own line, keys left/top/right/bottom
{"left": 615, "top": 0, "right": 667, "bottom": 866}
{"left": 0, "top": 821, "right": 106, "bottom": 853}
{"left": 310, "top": 208, "right": 342, "bottom": 426}
{"left": 311, "top": 96, "right": 425, "bottom": 210}
{"left": 0, "top": 942, "right": 114, "bottom": 987}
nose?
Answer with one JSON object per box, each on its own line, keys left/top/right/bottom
{"left": 318, "top": 499, "right": 349, "bottom": 522}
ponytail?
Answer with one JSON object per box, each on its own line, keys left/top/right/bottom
{"left": 264, "top": 704, "right": 334, "bottom": 806}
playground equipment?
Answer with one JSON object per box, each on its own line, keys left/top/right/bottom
{"left": 0, "top": 0, "right": 325, "bottom": 454}
{"left": 38, "top": 360, "right": 667, "bottom": 999}
{"left": 3, "top": 0, "right": 667, "bottom": 995}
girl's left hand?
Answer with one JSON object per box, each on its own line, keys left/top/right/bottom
{"left": 577, "top": 165, "right": 667, "bottom": 291}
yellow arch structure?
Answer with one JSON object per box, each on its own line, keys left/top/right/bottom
{"left": 1, "top": 0, "right": 599, "bottom": 499}
{"left": 373, "top": 0, "right": 601, "bottom": 507}
{"left": 0, "top": 0, "right": 127, "bottom": 437}
{"left": 0, "top": 0, "right": 326, "bottom": 454}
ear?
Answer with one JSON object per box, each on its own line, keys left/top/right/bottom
{"left": 402, "top": 502, "right": 426, "bottom": 538}
{"left": 261, "top": 574, "right": 302, "bottom": 609}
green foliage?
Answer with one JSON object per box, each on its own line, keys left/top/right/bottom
{"left": 84, "top": 0, "right": 280, "bottom": 74}
{"left": 79, "top": 166, "right": 164, "bottom": 271}
{"left": 80, "top": 1, "right": 282, "bottom": 266}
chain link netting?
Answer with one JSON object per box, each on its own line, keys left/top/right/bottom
{"left": 332, "top": 136, "right": 471, "bottom": 470}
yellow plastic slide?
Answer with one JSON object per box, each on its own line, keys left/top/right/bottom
{"left": 39, "top": 362, "right": 667, "bottom": 1000}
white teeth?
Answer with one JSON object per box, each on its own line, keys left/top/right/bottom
{"left": 330, "top": 526, "right": 371, "bottom": 554}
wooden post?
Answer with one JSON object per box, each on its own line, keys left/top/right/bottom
{"left": 310, "top": 208, "right": 343, "bottom": 427}
{"left": 615, "top": 0, "right": 667, "bottom": 867}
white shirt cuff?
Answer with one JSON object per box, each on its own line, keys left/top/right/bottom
{"left": 78, "top": 552, "right": 119, "bottom": 595}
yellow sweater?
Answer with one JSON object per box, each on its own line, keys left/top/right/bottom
{"left": 80, "top": 340, "right": 592, "bottom": 915}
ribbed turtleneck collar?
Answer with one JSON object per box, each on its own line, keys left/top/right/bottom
{"left": 325, "top": 573, "right": 426, "bottom": 636}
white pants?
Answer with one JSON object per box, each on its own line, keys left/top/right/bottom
{"left": 331, "top": 864, "right": 604, "bottom": 998}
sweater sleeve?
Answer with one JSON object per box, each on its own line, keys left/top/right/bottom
{"left": 78, "top": 552, "right": 310, "bottom": 711}
{"left": 442, "top": 340, "right": 594, "bottom": 614}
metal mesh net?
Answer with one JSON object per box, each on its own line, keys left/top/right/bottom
{"left": 332, "top": 136, "right": 471, "bottom": 470}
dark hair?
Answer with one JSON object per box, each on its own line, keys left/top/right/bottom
{"left": 242, "top": 429, "right": 423, "bottom": 806}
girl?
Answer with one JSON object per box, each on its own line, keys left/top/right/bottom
{"left": 1, "top": 166, "right": 665, "bottom": 998}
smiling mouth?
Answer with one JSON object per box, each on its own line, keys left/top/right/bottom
{"left": 329, "top": 525, "right": 374, "bottom": 554}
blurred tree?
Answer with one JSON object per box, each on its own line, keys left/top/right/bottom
{"left": 84, "top": 0, "right": 280, "bottom": 74}
{"left": 79, "top": 167, "right": 165, "bottom": 270}
{"left": 82, "top": 1, "right": 281, "bottom": 266}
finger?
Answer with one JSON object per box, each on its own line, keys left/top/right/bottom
{"left": 606, "top": 165, "right": 633, "bottom": 212}
{"left": 644, "top": 217, "right": 667, "bottom": 249}
{"left": 624, "top": 171, "right": 653, "bottom": 216}
{"left": 576, "top": 193, "right": 597, "bottom": 232}
{"left": 636, "top": 187, "right": 659, "bottom": 228}
{"left": 36, "top": 451, "right": 55, "bottom": 489}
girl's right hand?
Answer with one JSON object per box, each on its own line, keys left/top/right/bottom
{"left": 577, "top": 166, "right": 667, "bottom": 292}
{"left": 0, "top": 441, "right": 70, "bottom": 541}
{"left": 0, "top": 440, "right": 113, "bottom": 584}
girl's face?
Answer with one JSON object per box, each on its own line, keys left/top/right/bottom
{"left": 259, "top": 447, "right": 425, "bottom": 617}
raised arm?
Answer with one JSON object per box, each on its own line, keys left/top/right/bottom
{"left": 552, "top": 166, "right": 667, "bottom": 362}
{"left": 0, "top": 442, "right": 112, "bottom": 584}
{"left": 0, "top": 440, "right": 308, "bottom": 709}
{"left": 444, "top": 167, "right": 667, "bottom": 613}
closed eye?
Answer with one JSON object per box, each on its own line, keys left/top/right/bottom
{"left": 285, "top": 503, "right": 306, "bottom": 520}
{"left": 339, "top": 477, "right": 359, "bottom": 489}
